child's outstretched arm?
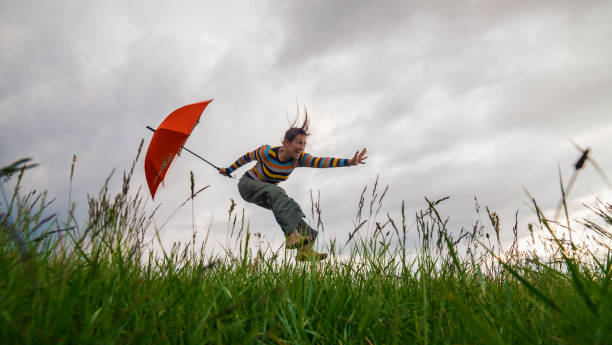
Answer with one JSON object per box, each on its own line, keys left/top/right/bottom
{"left": 297, "top": 148, "right": 367, "bottom": 168}
{"left": 219, "top": 145, "right": 266, "bottom": 176}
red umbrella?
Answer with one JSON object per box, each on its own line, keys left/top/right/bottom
{"left": 144, "top": 100, "right": 223, "bottom": 199}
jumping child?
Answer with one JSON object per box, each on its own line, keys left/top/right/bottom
{"left": 219, "top": 114, "right": 367, "bottom": 261}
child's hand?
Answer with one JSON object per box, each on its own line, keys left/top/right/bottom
{"left": 349, "top": 148, "right": 368, "bottom": 166}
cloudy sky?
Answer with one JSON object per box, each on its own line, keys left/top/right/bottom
{"left": 2, "top": 0, "right": 611, "bottom": 256}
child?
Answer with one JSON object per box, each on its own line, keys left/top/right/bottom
{"left": 219, "top": 114, "right": 367, "bottom": 261}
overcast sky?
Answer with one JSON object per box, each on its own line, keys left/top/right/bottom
{"left": 2, "top": 0, "right": 611, "bottom": 256}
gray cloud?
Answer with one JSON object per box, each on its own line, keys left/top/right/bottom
{"left": 1, "top": 0, "right": 611, "bottom": 256}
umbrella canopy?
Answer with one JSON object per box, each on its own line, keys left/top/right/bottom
{"left": 145, "top": 100, "right": 212, "bottom": 199}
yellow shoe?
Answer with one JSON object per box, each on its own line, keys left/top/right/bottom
{"left": 295, "top": 244, "right": 328, "bottom": 262}
{"left": 286, "top": 232, "right": 311, "bottom": 249}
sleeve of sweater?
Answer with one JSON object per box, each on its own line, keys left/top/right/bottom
{"left": 296, "top": 152, "right": 349, "bottom": 168}
{"left": 225, "top": 145, "right": 267, "bottom": 174}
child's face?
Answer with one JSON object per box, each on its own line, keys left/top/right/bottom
{"left": 284, "top": 134, "right": 307, "bottom": 159}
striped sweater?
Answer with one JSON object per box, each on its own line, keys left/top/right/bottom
{"left": 226, "top": 145, "right": 349, "bottom": 184}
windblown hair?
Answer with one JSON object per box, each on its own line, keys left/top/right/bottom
{"left": 283, "top": 107, "right": 310, "bottom": 143}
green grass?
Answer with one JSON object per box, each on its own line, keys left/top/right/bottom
{"left": 1, "top": 148, "right": 611, "bottom": 344}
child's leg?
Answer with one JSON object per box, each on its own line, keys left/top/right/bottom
{"left": 295, "top": 218, "right": 317, "bottom": 242}
{"left": 237, "top": 176, "right": 317, "bottom": 240}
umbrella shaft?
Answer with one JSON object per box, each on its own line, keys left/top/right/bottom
{"left": 181, "top": 146, "right": 221, "bottom": 170}
{"left": 146, "top": 126, "right": 221, "bottom": 171}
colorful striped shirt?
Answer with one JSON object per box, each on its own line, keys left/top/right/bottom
{"left": 226, "top": 145, "right": 349, "bottom": 184}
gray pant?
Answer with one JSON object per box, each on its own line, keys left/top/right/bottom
{"left": 237, "top": 175, "right": 317, "bottom": 240}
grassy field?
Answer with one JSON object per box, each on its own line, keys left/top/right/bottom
{"left": 1, "top": 149, "right": 611, "bottom": 344}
